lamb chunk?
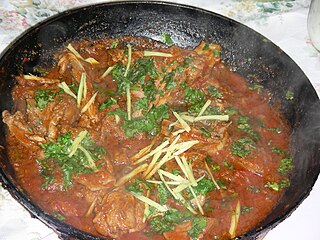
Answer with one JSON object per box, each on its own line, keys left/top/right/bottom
{"left": 74, "top": 168, "right": 115, "bottom": 191}
{"left": 2, "top": 110, "right": 45, "bottom": 146}
{"left": 163, "top": 221, "right": 192, "bottom": 240}
{"left": 93, "top": 189, "right": 146, "bottom": 238}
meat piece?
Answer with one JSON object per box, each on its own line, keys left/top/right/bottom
{"left": 15, "top": 75, "right": 60, "bottom": 87}
{"left": 58, "top": 52, "right": 86, "bottom": 82}
{"left": 99, "top": 115, "right": 126, "bottom": 142}
{"left": 48, "top": 96, "right": 80, "bottom": 137}
{"left": 163, "top": 221, "right": 192, "bottom": 240}
{"left": 74, "top": 169, "right": 115, "bottom": 191}
{"left": 2, "top": 110, "right": 45, "bottom": 146}
{"left": 93, "top": 189, "right": 146, "bottom": 238}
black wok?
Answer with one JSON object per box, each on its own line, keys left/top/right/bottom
{"left": 0, "top": 1, "right": 319, "bottom": 239}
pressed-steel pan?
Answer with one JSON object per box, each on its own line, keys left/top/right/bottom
{"left": 0, "top": 1, "right": 320, "bottom": 239}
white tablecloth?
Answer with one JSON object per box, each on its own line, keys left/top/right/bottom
{"left": 0, "top": 0, "right": 319, "bottom": 239}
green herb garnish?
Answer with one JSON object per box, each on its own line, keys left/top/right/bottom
{"left": 187, "top": 177, "right": 215, "bottom": 197}
{"left": 248, "top": 84, "right": 263, "bottom": 90}
{"left": 231, "top": 137, "right": 256, "bottom": 157}
{"left": 162, "top": 33, "right": 173, "bottom": 45}
{"left": 213, "top": 49, "right": 222, "bottom": 58}
{"left": 134, "top": 97, "right": 149, "bottom": 110}
{"left": 162, "top": 71, "right": 177, "bottom": 90}
{"left": 278, "top": 158, "right": 293, "bottom": 175}
{"left": 126, "top": 178, "right": 152, "bottom": 193}
{"left": 157, "top": 183, "right": 171, "bottom": 204}
{"left": 98, "top": 97, "right": 117, "bottom": 110}
{"left": 110, "top": 39, "right": 119, "bottom": 48}
{"left": 207, "top": 85, "right": 222, "bottom": 98}
{"left": 52, "top": 211, "right": 65, "bottom": 221}
{"left": 247, "top": 185, "right": 261, "bottom": 193}
{"left": 123, "top": 104, "right": 169, "bottom": 137}
{"left": 184, "top": 87, "right": 206, "bottom": 114}
{"left": 111, "top": 58, "right": 159, "bottom": 94}
{"left": 265, "top": 180, "right": 289, "bottom": 191}
{"left": 224, "top": 107, "right": 238, "bottom": 115}
{"left": 202, "top": 42, "right": 209, "bottom": 50}
{"left": 241, "top": 206, "right": 253, "bottom": 214}
{"left": 37, "top": 132, "right": 106, "bottom": 188}
{"left": 149, "top": 209, "right": 206, "bottom": 239}
{"left": 237, "top": 115, "right": 260, "bottom": 141}
{"left": 188, "top": 216, "right": 207, "bottom": 239}
{"left": 200, "top": 127, "right": 211, "bottom": 138}
{"left": 267, "top": 127, "right": 282, "bottom": 134}
{"left": 271, "top": 147, "right": 287, "bottom": 156}
{"left": 34, "top": 89, "right": 57, "bottom": 110}
{"left": 285, "top": 90, "right": 294, "bottom": 101}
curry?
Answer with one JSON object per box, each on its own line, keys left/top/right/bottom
{"left": 2, "top": 36, "right": 293, "bottom": 239}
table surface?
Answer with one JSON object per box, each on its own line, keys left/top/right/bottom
{"left": 0, "top": 0, "right": 320, "bottom": 239}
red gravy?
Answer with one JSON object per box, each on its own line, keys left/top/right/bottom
{"left": 2, "top": 36, "right": 292, "bottom": 239}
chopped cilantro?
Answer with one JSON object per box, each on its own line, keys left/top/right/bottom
{"left": 231, "top": 137, "right": 256, "bottom": 157}
{"left": 248, "top": 84, "right": 264, "bottom": 90}
{"left": 202, "top": 42, "right": 209, "bottom": 50}
{"left": 278, "top": 158, "right": 293, "bottom": 175}
{"left": 184, "top": 87, "right": 207, "bottom": 114}
{"left": 213, "top": 49, "right": 222, "bottom": 58}
{"left": 223, "top": 160, "right": 234, "bottom": 170}
{"left": 211, "top": 163, "right": 221, "bottom": 172}
{"left": 207, "top": 85, "right": 223, "bottom": 98}
{"left": 265, "top": 180, "right": 290, "bottom": 191}
{"left": 186, "top": 178, "right": 215, "bottom": 199}
{"left": 247, "top": 185, "right": 261, "bottom": 193}
{"left": 267, "top": 127, "right": 282, "bottom": 134}
{"left": 285, "top": 90, "right": 294, "bottom": 101}
{"left": 188, "top": 216, "right": 207, "bottom": 239}
{"left": 237, "top": 116, "right": 260, "bottom": 141}
{"left": 185, "top": 87, "right": 205, "bottom": 105}
{"left": 157, "top": 183, "right": 171, "bottom": 204}
{"left": 215, "top": 179, "right": 227, "bottom": 189}
{"left": 224, "top": 107, "right": 238, "bottom": 115}
{"left": 126, "top": 183, "right": 142, "bottom": 193}
{"left": 149, "top": 209, "right": 206, "bottom": 239}
{"left": 182, "top": 56, "right": 194, "bottom": 68}
{"left": 108, "top": 108, "right": 127, "bottom": 118}
{"left": 123, "top": 104, "right": 169, "bottom": 137}
{"left": 179, "top": 81, "right": 187, "bottom": 89}
{"left": 52, "top": 211, "right": 65, "bottom": 221}
{"left": 176, "top": 65, "right": 184, "bottom": 74}
{"left": 204, "top": 156, "right": 213, "bottom": 163}
{"left": 150, "top": 215, "right": 175, "bottom": 234}
{"left": 162, "top": 33, "right": 173, "bottom": 45}
{"left": 200, "top": 127, "right": 211, "bottom": 138}
{"left": 271, "top": 147, "right": 287, "bottom": 156}
{"left": 149, "top": 209, "right": 192, "bottom": 234}
{"left": 142, "top": 79, "right": 163, "bottom": 101}
{"left": 111, "top": 58, "right": 159, "bottom": 94}
{"left": 37, "top": 132, "right": 106, "bottom": 189}
{"left": 162, "top": 71, "right": 177, "bottom": 90}
{"left": 110, "top": 39, "right": 119, "bottom": 48}
{"left": 98, "top": 97, "right": 117, "bottom": 110}
{"left": 126, "top": 178, "right": 152, "bottom": 194}
{"left": 171, "top": 169, "right": 180, "bottom": 175}
{"left": 241, "top": 206, "right": 253, "bottom": 214}
{"left": 34, "top": 89, "right": 57, "bottom": 110}
{"left": 134, "top": 97, "right": 148, "bottom": 110}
